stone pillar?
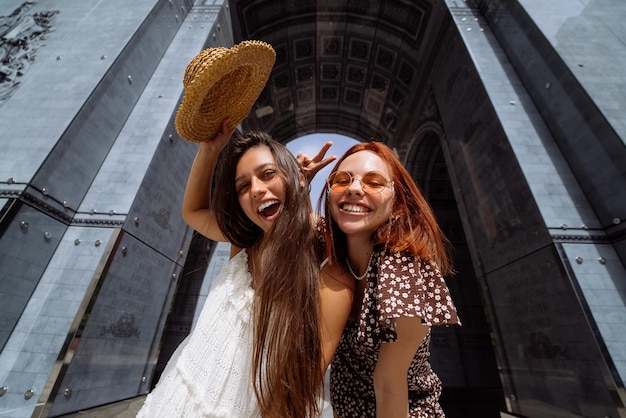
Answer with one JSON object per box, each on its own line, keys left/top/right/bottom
{"left": 0, "top": 0, "right": 231, "bottom": 416}
{"left": 432, "top": 0, "right": 626, "bottom": 417}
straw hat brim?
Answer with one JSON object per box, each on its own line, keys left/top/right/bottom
{"left": 175, "top": 40, "right": 276, "bottom": 142}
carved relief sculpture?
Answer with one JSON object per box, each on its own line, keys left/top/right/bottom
{"left": 0, "top": 1, "right": 58, "bottom": 107}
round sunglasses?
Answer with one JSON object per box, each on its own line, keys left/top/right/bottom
{"left": 327, "top": 171, "right": 394, "bottom": 194}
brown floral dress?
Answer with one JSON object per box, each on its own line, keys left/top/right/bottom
{"left": 330, "top": 248, "right": 460, "bottom": 418}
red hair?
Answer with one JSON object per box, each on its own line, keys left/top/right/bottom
{"left": 319, "top": 141, "right": 453, "bottom": 275}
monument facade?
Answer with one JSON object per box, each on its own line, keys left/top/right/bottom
{"left": 0, "top": 0, "right": 624, "bottom": 417}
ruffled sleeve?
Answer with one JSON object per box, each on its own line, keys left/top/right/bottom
{"left": 357, "top": 250, "right": 460, "bottom": 345}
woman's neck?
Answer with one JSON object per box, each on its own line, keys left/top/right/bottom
{"left": 346, "top": 236, "right": 375, "bottom": 275}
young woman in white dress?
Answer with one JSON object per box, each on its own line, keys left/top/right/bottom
{"left": 137, "top": 120, "right": 354, "bottom": 417}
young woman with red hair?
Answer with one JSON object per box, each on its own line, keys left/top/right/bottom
{"left": 318, "top": 141, "right": 460, "bottom": 418}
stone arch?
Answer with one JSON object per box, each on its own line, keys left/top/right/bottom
{"left": 404, "top": 121, "right": 448, "bottom": 199}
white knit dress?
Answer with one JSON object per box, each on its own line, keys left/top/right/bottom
{"left": 137, "top": 250, "right": 259, "bottom": 418}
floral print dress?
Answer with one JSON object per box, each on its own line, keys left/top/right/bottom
{"left": 330, "top": 248, "right": 460, "bottom": 418}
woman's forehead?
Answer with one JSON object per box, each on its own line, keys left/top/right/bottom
{"left": 339, "top": 150, "right": 390, "bottom": 174}
{"left": 236, "top": 145, "right": 275, "bottom": 173}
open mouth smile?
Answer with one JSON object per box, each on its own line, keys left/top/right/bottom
{"left": 258, "top": 200, "right": 281, "bottom": 217}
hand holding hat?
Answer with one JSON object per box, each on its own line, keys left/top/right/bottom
{"left": 175, "top": 40, "right": 276, "bottom": 142}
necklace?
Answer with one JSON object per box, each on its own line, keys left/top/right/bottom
{"left": 346, "top": 252, "right": 374, "bottom": 281}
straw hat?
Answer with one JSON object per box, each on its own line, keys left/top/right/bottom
{"left": 175, "top": 40, "right": 276, "bottom": 142}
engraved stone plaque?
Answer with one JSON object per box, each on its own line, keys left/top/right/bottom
{"left": 486, "top": 246, "right": 621, "bottom": 417}
{"left": 48, "top": 232, "right": 179, "bottom": 415}
{"left": 125, "top": 130, "right": 198, "bottom": 262}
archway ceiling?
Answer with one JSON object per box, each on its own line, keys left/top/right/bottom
{"left": 229, "top": 0, "right": 448, "bottom": 146}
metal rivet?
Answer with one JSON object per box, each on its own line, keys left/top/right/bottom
{"left": 42, "top": 187, "right": 49, "bottom": 195}
{"left": 56, "top": 55, "right": 62, "bottom": 61}
{"left": 20, "top": 221, "right": 29, "bottom": 230}
{"left": 7, "top": 177, "right": 15, "bottom": 184}
{"left": 91, "top": 209, "right": 97, "bottom": 214}
{"left": 217, "top": 24, "right": 221, "bottom": 30}
{"left": 509, "top": 100, "right": 515, "bottom": 105}
{"left": 63, "top": 388, "right": 72, "bottom": 399}
{"left": 127, "top": 75, "right": 133, "bottom": 84}
{"left": 25, "top": 389, "right": 34, "bottom": 400}
{"left": 560, "top": 224, "right": 568, "bottom": 230}
{"left": 122, "top": 246, "right": 128, "bottom": 256}
{"left": 141, "top": 376, "right": 147, "bottom": 383}
{"left": 578, "top": 63, "right": 584, "bottom": 67}
{"left": 613, "top": 218, "right": 621, "bottom": 225}
{"left": 44, "top": 232, "right": 52, "bottom": 240}
{"left": 101, "top": 55, "right": 106, "bottom": 60}
{"left": 95, "top": 240, "right": 102, "bottom": 247}
{"left": 598, "top": 257, "right": 606, "bottom": 264}
{"left": 134, "top": 217, "right": 140, "bottom": 226}
{"left": 172, "top": 274, "right": 177, "bottom": 280}
{"left": 581, "top": 224, "right": 588, "bottom": 230}
{"left": 575, "top": 257, "right": 583, "bottom": 264}
{"left": 466, "top": 27, "right": 472, "bottom": 31}
{"left": 74, "top": 239, "right": 81, "bottom": 245}
{"left": 545, "top": 82, "right": 551, "bottom": 89}
{"left": 0, "top": 386, "right": 6, "bottom": 396}
{"left": 109, "top": 210, "right": 116, "bottom": 215}
{"left": 63, "top": 201, "right": 69, "bottom": 207}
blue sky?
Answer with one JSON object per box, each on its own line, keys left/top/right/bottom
{"left": 286, "top": 133, "right": 358, "bottom": 209}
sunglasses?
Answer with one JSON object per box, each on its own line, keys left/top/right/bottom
{"left": 327, "top": 171, "right": 394, "bottom": 194}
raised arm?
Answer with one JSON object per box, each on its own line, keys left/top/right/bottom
{"left": 182, "top": 119, "right": 236, "bottom": 242}
{"left": 373, "top": 317, "right": 430, "bottom": 418}
{"left": 318, "top": 261, "right": 354, "bottom": 372}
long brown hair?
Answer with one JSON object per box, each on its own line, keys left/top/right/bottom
{"left": 319, "top": 141, "right": 453, "bottom": 275}
{"left": 213, "top": 132, "right": 323, "bottom": 417}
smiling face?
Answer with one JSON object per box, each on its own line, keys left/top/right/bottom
{"left": 235, "top": 145, "right": 286, "bottom": 233}
{"left": 327, "top": 150, "right": 395, "bottom": 242}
